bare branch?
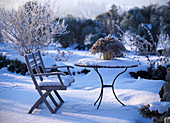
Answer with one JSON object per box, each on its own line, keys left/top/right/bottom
{"left": 0, "top": 1, "right": 68, "bottom": 55}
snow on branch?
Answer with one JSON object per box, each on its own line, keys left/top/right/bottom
{"left": 0, "top": 1, "right": 68, "bottom": 55}
{"left": 117, "top": 24, "right": 169, "bottom": 67}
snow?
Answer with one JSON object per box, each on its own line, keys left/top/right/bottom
{"left": 149, "top": 102, "right": 170, "bottom": 114}
{"left": 38, "top": 75, "right": 73, "bottom": 87}
{"left": 0, "top": 43, "right": 168, "bottom": 123}
{"left": 77, "top": 58, "right": 138, "bottom": 67}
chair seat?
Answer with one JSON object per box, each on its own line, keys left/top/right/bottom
{"left": 38, "top": 75, "right": 74, "bottom": 87}
{"left": 64, "top": 75, "right": 75, "bottom": 83}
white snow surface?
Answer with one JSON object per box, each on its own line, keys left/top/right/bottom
{"left": 77, "top": 58, "right": 138, "bottom": 67}
{"left": 149, "top": 102, "right": 170, "bottom": 114}
{"left": 0, "top": 43, "right": 168, "bottom": 123}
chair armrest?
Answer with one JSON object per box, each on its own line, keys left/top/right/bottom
{"left": 34, "top": 72, "right": 65, "bottom": 76}
{"left": 45, "top": 65, "right": 74, "bottom": 69}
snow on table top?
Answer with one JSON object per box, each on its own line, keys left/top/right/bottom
{"left": 76, "top": 58, "right": 138, "bottom": 68}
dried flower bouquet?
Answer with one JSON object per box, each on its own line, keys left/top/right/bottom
{"left": 90, "top": 35, "right": 127, "bottom": 60}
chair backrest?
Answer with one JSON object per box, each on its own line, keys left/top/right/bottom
{"left": 33, "top": 51, "right": 47, "bottom": 73}
{"left": 24, "top": 53, "right": 41, "bottom": 87}
{"left": 24, "top": 52, "right": 44, "bottom": 82}
{"left": 33, "top": 51, "right": 47, "bottom": 81}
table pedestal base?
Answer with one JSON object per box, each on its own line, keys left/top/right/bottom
{"left": 94, "top": 67, "right": 127, "bottom": 109}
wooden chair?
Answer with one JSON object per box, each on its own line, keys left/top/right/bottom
{"left": 24, "top": 51, "right": 74, "bottom": 114}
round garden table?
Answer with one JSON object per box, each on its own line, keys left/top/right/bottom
{"left": 75, "top": 58, "right": 138, "bottom": 109}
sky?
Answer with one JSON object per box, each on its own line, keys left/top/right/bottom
{"left": 0, "top": 0, "right": 169, "bottom": 19}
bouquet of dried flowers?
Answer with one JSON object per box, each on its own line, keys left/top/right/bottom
{"left": 90, "top": 35, "right": 127, "bottom": 60}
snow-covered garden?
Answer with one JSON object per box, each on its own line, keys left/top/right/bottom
{"left": 0, "top": 43, "right": 169, "bottom": 123}
{"left": 0, "top": 0, "right": 169, "bottom": 122}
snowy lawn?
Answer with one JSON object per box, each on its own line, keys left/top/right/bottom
{"left": 0, "top": 44, "right": 166, "bottom": 123}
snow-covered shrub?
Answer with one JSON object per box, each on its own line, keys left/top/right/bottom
{"left": 54, "top": 15, "right": 104, "bottom": 48}
{"left": 51, "top": 48, "right": 73, "bottom": 62}
{"left": 0, "top": 54, "right": 28, "bottom": 75}
{"left": 157, "top": 34, "right": 170, "bottom": 58}
{"left": 119, "top": 24, "right": 169, "bottom": 68}
{"left": 139, "top": 102, "right": 170, "bottom": 120}
{"left": 129, "top": 65, "right": 167, "bottom": 80}
{"left": 0, "top": 54, "right": 9, "bottom": 69}
{"left": 75, "top": 33, "right": 102, "bottom": 50}
{"left": 8, "top": 59, "right": 28, "bottom": 75}
{"left": 0, "top": 1, "right": 68, "bottom": 55}
{"left": 139, "top": 105, "right": 162, "bottom": 119}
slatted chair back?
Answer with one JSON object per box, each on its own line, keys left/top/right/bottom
{"left": 32, "top": 51, "right": 47, "bottom": 81}
{"left": 24, "top": 53, "right": 40, "bottom": 84}
{"left": 24, "top": 53, "right": 43, "bottom": 83}
{"left": 33, "top": 51, "right": 47, "bottom": 72}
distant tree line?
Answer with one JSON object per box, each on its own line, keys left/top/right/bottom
{"left": 54, "top": 2, "right": 170, "bottom": 50}
{"left": 54, "top": 14, "right": 105, "bottom": 49}
{"left": 0, "top": 1, "right": 169, "bottom": 51}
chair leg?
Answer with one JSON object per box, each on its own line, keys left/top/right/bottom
{"left": 29, "top": 90, "right": 56, "bottom": 114}
{"left": 43, "top": 96, "right": 56, "bottom": 114}
{"left": 49, "top": 93, "right": 63, "bottom": 112}
{"left": 28, "top": 90, "right": 65, "bottom": 114}
{"left": 49, "top": 93, "right": 59, "bottom": 107}
{"left": 54, "top": 90, "right": 64, "bottom": 103}
{"left": 28, "top": 91, "right": 51, "bottom": 114}
{"left": 35, "top": 91, "right": 51, "bottom": 108}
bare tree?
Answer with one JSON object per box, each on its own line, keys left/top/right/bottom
{"left": 0, "top": 1, "right": 68, "bottom": 55}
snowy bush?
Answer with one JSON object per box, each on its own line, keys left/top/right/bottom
{"left": 129, "top": 65, "right": 167, "bottom": 80}
{"left": 157, "top": 34, "right": 170, "bottom": 58}
{"left": 119, "top": 24, "right": 170, "bottom": 68}
{"left": 139, "top": 102, "right": 170, "bottom": 120}
{"left": 54, "top": 15, "right": 104, "bottom": 48}
{"left": 0, "top": 54, "right": 28, "bottom": 75}
{"left": 8, "top": 59, "right": 28, "bottom": 75}
{"left": 0, "top": 1, "right": 68, "bottom": 55}
{"left": 0, "top": 54, "right": 10, "bottom": 69}
{"left": 51, "top": 48, "right": 73, "bottom": 62}
{"left": 96, "top": 2, "right": 170, "bottom": 50}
